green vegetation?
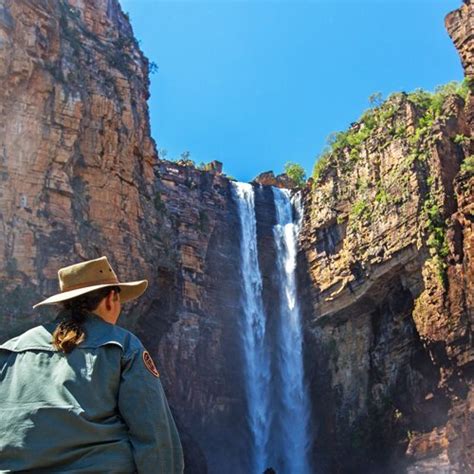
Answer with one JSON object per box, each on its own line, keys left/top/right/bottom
{"left": 312, "top": 154, "right": 330, "bottom": 182}
{"left": 368, "top": 92, "right": 383, "bottom": 107}
{"left": 311, "top": 80, "right": 470, "bottom": 186}
{"left": 162, "top": 151, "right": 196, "bottom": 167}
{"left": 392, "top": 124, "right": 407, "bottom": 139}
{"left": 422, "top": 196, "right": 449, "bottom": 286}
{"left": 324, "top": 124, "right": 374, "bottom": 154}
{"left": 160, "top": 151, "right": 218, "bottom": 172}
{"left": 179, "top": 151, "right": 192, "bottom": 162}
{"left": 355, "top": 177, "right": 368, "bottom": 193}
{"left": 311, "top": 92, "right": 384, "bottom": 183}
{"left": 197, "top": 162, "right": 218, "bottom": 172}
{"left": 284, "top": 162, "right": 306, "bottom": 187}
{"left": 407, "top": 81, "right": 472, "bottom": 286}
{"left": 407, "top": 80, "right": 470, "bottom": 111}
{"left": 407, "top": 80, "right": 470, "bottom": 147}
{"left": 349, "top": 148, "right": 360, "bottom": 162}
{"left": 307, "top": 80, "right": 472, "bottom": 283}
{"left": 453, "top": 134, "right": 470, "bottom": 146}
{"left": 350, "top": 199, "right": 370, "bottom": 220}
{"left": 460, "top": 155, "right": 474, "bottom": 175}
{"left": 375, "top": 187, "right": 390, "bottom": 205}
{"left": 159, "top": 149, "right": 195, "bottom": 167}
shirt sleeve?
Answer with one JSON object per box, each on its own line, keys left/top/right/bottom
{"left": 118, "top": 348, "right": 184, "bottom": 474}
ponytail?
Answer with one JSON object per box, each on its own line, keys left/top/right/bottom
{"left": 52, "top": 286, "right": 120, "bottom": 353}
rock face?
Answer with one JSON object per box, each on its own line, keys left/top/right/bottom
{"left": 253, "top": 170, "right": 298, "bottom": 189}
{"left": 0, "top": 0, "right": 158, "bottom": 336}
{"left": 297, "top": 2, "right": 473, "bottom": 471}
{"left": 0, "top": 0, "right": 472, "bottom": 473}
{"left": 151, "top": 161, "right": 249, "bottom": 473}
{"left": 0, "top": 1, "right": 244, "bottom": 472}
{"left": 446, "top": 0, "right": 474, "bottom": 79}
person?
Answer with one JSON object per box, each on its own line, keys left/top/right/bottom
{"left": 0, "top": 256, "right": 184, "bottom": 473}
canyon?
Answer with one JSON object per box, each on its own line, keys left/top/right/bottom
{"left": 0, "top": 0, "right": 472, "bottom": 472}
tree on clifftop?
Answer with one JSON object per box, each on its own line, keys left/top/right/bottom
{"left": 284, "top": 162, "right": 306, "bottom": 187}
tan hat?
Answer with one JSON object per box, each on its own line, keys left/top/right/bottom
{"left": 33, "top": 256, "right": 148, "bottom": 308}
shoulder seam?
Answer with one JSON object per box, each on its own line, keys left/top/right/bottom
{"left": 0, "top": 345, "right": 57, "bottom": 353}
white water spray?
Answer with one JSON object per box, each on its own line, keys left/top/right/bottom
{"left": 232, "top": 183, "right": 311, "bottom": 473}
{"left": 232, "top": 182, "right": 271, "bottom": 474}
{"left": 272, "top": 188, "right": 311, "bottom": 474}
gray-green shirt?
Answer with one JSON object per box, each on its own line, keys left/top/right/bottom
{"left": 0, "top": 313, "right": 184, "bottom": 473}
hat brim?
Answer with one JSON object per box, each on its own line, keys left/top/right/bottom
{"left": 32, "top": 280, "right": 148, "bottom": 309}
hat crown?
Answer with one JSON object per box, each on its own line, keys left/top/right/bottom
{"left": 59, "top": 257, "right": 119, "bottom": 293}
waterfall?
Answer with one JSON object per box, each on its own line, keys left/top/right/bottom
{"left": 232, "top": 182, "right": 311, "bottom": 474}
{"left": 232, "top": 182, "right": 271, "bottom": 474}
{"left": 272, "top": 188, "right": 311, "bottom": 474}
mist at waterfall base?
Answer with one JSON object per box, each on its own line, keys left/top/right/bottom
{"left": 232, "top": 182, "right": 311, "bottom": 474}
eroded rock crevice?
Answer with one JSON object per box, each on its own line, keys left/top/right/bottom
{"left": 0, "top": 0, "right": 472, "bottom": 472}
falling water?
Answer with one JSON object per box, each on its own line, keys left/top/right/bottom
{"left": 272, "top": 188, "right": 311, "bottom": 474}
{"left": 232, "top": 182, "right": 311, "bottom": 474}
{"left": 232, "top": 182, "right": 271, "bottom": 474}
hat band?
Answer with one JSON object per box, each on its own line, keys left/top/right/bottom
{"left": 61, "top": 278, "right": 119, "bottom": 293}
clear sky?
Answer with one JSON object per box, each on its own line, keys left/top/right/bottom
{"left": 120, "top": 0, "right": 464, "bottom": 183}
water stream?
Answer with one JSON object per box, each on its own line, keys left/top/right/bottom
{"left": 232, "top": 182, "right": 271, "bottom": 473}
{"left": 232, "top": 182, "right": 311, "bottom": 474}
{"left": 271, "top": 188, "right": 311, "bottom": 474}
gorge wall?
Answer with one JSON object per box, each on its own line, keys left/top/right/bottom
{"left": 0, "top": 0, "right": 247, "bottom": 471}
{"left": 0, "top": 0, "right": 159, "bottom": 335}
{"left": 0, "top": 0, "right": 472, "bottom": 472}
{"left": 297, "top": 2, "right": 473, "bottom": 471}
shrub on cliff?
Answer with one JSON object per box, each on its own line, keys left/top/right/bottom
{"left": 407, "top": 80, "right": 470, "bottom": 125}
{"left": 311, "top": 80, "right": 470, "bottom": 187}
{"left": 312, "top": 153, "right": 330, "bottom": 183}
{"left": 460, "top": 155, "right": 474, "bottom": 175}
{"left": 284, "top": 162, "right": 306, "bottom": 187}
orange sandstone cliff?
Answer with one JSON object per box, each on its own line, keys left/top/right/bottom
{"left": 297, "top": 2, "right": 473, "bottom": 471}
{"left": 0, "top": 0, "right": 472, "bottom": 472}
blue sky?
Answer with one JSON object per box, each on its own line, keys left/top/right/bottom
{"left": 120, "top": 0, "right": 464, "bottom": 182}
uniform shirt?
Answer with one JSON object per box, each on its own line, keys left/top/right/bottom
{"left": 0, "top": 312, "right": 184, "bottom": 473}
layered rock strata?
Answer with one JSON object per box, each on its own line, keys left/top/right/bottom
{"left": 0, "top": 0, "right": 158, "bottom": 337}
{"left": 253, "top": 170, "right": 298, "bottom": 189}
{"left": 152, "top": 161, "right": 249, "bottom": 473}
{"left": 0, "top": 1, "right": 244, "bottom": 472}
{"left": 297, "top": 2, "right": 473, "bottom": 471}
{"left": 0, "top": 0, "right": 472, "bottom": 472}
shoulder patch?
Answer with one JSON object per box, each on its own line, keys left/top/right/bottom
{"left": 143, "top": 350, "right": 160, "bottom": 377}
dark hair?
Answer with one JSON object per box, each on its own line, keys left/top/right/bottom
{"left": 52, "top": 286, "right": 120, "bottom": 353}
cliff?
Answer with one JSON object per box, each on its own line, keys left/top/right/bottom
{"left": 0, "top": 1, "right": 244, "bottom": 471}
{"left": 0, "top": 0, "right": 472, "bottom": 472}
{"left": 0, "top": 0, "right": 159, "bottom": 336}
{"left": 298, "top": 2, "right": 473, "bottom": 471}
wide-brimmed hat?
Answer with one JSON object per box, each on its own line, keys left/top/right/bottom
{"left": 33, "top": 256, "right": 148, "bottom": 308}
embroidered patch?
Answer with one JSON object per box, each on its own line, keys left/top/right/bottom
{"left": 143, "top": 350, "right": 160, "bottom": 377}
